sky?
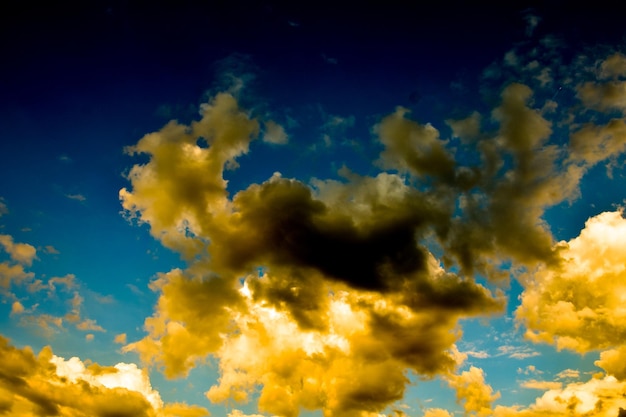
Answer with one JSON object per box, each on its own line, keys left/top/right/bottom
{"left": 2, "top": 1, "right": 626, "bottom": 416}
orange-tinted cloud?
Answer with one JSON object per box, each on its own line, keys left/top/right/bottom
{"left": 118, "top": 51, "right": 626, "bottom": 417}
{"left": 0, "top": 334, "right": 209, "bottom": 417}
{"left": 516, "top": 210, "right": 626, "bottom": 352}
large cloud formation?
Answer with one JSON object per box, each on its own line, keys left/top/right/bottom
{"left": 118, "top": 52, "right": 626, "bottom": 416}
{"left": 0, "top": 335, "right": 208, "bottom": 417}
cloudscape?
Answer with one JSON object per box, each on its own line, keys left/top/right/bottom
{"left": 2, "top": 2, "right": 626, "bottom": 416}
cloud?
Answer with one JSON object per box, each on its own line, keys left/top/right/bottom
{"left": 0, "top": 262, "right": 34, "bottom": 290}
{"left": 76, "top": 318, "right": 105, "bottom": 332}
{"left": 10, "top": 300, "right": 24, "bottom": 315}
{"left": 66, "top": 193, "right": 87, "bottom": 202}
{"left": 520, "top": 380, "right": 562, "bottom": 390}
{"left": 596, "top": 347, "right": 626, "bottom": 380}
{"left": 43, "top": 245, "right": 60, "bottom": 255}
{"left": 263, "top": 120, "right": 289, "bottom": 144}
{"left": 48, "top": 273, "right": 77, "bottom": 292}
{"left": 568, "top": 118, "right": 626, "bottom": 166}
{"left": 523, "top": 12, "right": 541, "bottom": 37}
{"left": 0, "top": 334, "right": 209, "bottom": 417}
{"left": 556, "top": 369, "right": 580, "bottom": 380}
{"left": 600, "top": 53, "right": 626, "bottom": 79}
{"left": 0, "top": 234, "right": 37, "bottom": 266}
{"left": 493, "top": 375, "right": 626, "bottom": 417}
{"left": 423, "top": 409, "right": 453, "bottom": 417}
{"left": 465, "top": 350, "right": 490, "bottom": 359}
{"left": 375, "top": 106, "right": 456, "bottom": 180}
{"left": 118, "top": 51, "right": 626, "bottom": 416}
{"left": 447, "top": 366, "right": 500, "bottom": 417}
{"left": 516, "top": 210, "right": 626, "bottom": 353}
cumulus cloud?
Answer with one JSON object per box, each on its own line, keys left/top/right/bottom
{"left": 0, "top": 335, "right": 209, "bottom": 417}
{"left": 119, "top": 90, "right": 513, "bottom": 415}
{"left": 596, "top": 347, "right": 626, "bottom": 381}
{"left": 0, "top": 234, "right": 37, "bottom": 266}
{"left": 493, "top": 375, "right": 626, "bottom": 417}
{"left": 600, "top": 53, "right": 626, "bottom": 79}
{"left": 118, "top": 50, "right": 626, "bottom": 416}
{"left": 447, "top": 366, "right": 500, "bottom": 417}
{"left": 263, "top": 120, "right": 289, "bottom": 144}
{"left": 516, "top": 210, "right": 626, "bottom": 352}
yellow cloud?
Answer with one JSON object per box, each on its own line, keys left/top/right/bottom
{"left": 0, "top": 262, "right": 33, "bottom": 289}
{"left": 516, "top": 210, "right": 626, "bottom": 352}
{"left": 494, "top": 375, "right": 626, "bottom": 417}
{"left": 578, "top": 81, "right": 626, "bottom": 112}
{"left": 447, "top": 366, "right": 500, "bottom": 417}
{"left": 423, "top": 409, "right": 453, "bottom": 417}
{"left": 0, "top": 334, "right": 209, "bottom": 417}
{"left": 118, "top": 75, "right": 626, "bottom": 416}
{"left": 520, "top": 380, "right": 562, "bottom": 390}
{"left": 375, "top": 106, "right": 455, "bottom": 180}
{"left": 10, "top": 300, "right": 24, "bottom": 315}
{"left": 569, "top": 119, "right": 626, "bottom": 166}
{"left": 0, "top": 234, "right": 37, "bottom": 266}
{"left": 600, "top": 53, "right": 626, "bottom": 79}
{"left": 120, "top": 92, "right": 260, "bottom": 260}
{"left": 596, "top": 346, "right": 626, "bottom": 381}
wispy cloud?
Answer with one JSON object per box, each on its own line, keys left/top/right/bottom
{"left": 65, "top": 193, "right": 86, "bottom": 202}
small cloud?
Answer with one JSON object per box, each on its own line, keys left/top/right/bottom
{"left": 0, "top": 234, "right": 37, "bottom": 266}
{"left": 44, "top": 245, "right": 60, "bottom": 255}
{"left": 66, "top": 194, "right": 86, "bottom": 202}
{"left": 48, "top": 274, "right": 77, "bottom": 292}
{"left": 263, "top": 120, "right": 289, "bottom": 145}
{"left": 114, "top": 333, "right": 127, "bottom": 344}
{"left": 10, "top": 301, "right": 25, "bottom": 315}
{"left": 509, "top": 351, "right": 541, "bottom": 359}
{"left": 58, "top": 154, "right": 72, "bottom": 163}
{"left": 556, "top": 369, "right": 580, "bottom": 379}
{"left": 85, "top": 334, "right": 95, "bottom": 342}
{"left": 466, "top": 350, "right": 490, "bottom": 359}
{"left": 95, "top": 294, "right": 115, "bottom": 304}
{"left": 76, "top": 319, "right": 105, "bottom": 332}
{"left": 497, "top": 345, "right": 540, "bottom": 359}
{"left": 126, "top": 283, "right": 144, "bottom": 296}
{"left": 504, "top": 50, "right": 519, "bottom": 67}
{"left": 523, "top": 12, "right": 541, "bottom": 37}
{"left": 517, "top": 365, "right": 543, "bottom": 375}
{"left": 288, "top": 20, "right": 300, "bottom": 27}
{"left": 521, "top": 379, "right": 562, "bottom": 390}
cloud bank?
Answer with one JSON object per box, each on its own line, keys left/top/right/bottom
{"left": 114, "top": 51, "right": 626, "bottom": 416}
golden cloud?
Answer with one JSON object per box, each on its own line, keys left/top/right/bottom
{"left": 118, "top": 51, "right": 626, "bottom": 416}
{"left": 0, "top": 234, "right": 37, "bottom": 266}
{"left": 447, "top": 366, "right": 500, "bottom": 417}
{"left": 0, "top": 335, "right": 209, "bottom": 417}
{"left": 516, "top": 210, "right": 626, "bottom": 352}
